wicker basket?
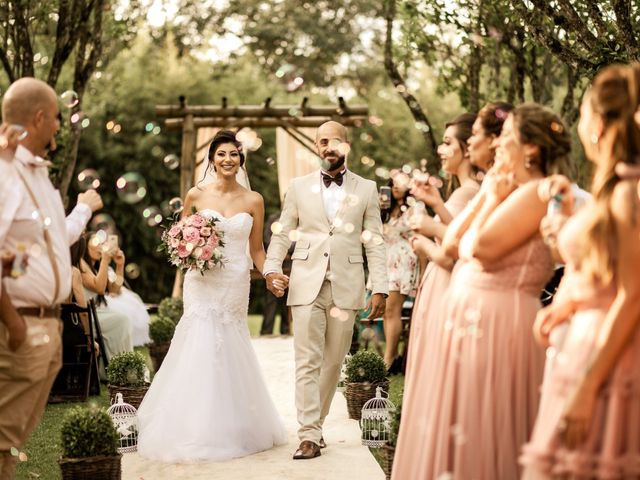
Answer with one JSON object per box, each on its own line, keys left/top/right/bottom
{"left": 107, "top": 384, "right": 149, "bottom": 409}
{"left": 59, "top": 454, "right": 122, "bottom": 480}
{"left": 344, "top": 380, "right": 389, "bottom": 420}
{"left": 381, "top": 443, "right": 395, "bottom": 480}
{"left": 148, "top": 342, "right": 170, "bottom": 372}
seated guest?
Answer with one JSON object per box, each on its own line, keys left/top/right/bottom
{"left": 84, "top": 233, "right": 151, "bottom": 346}
{"left": 80, "top": 234, "right": 133, "bottom": 361}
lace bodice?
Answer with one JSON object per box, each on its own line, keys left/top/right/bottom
{"left": 181, "top": 209, "right": 254, "bottom": 331}
{"left": 199, "top": 209, "right": 254, "bottom": 260}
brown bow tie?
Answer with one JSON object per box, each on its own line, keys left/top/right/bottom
{"left": 322, "top": 171, "right": 344, "bottom": 187}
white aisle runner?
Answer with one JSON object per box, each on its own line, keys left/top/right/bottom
{"left": 123, "top": 336, "right": 385, "bottom": 480}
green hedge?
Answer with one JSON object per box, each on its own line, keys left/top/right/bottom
{"left": 107, "top": 351, "right": 147, "bottom": 386}
{"left": 345, "top": 350, "right": 387, "bottom": 384}
{"left": 149, "top": 315, "right": 176, "bottom": 343}
{"left": 60, "top": 406, "right": 119, "bottom": 458}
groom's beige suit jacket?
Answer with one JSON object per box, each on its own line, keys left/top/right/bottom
{"left": 264, "top": 169, "right": 388, "bottom": 309}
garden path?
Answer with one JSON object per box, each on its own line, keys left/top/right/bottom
{"left": 123, "top": 335, "right": 385, "bottom": 479}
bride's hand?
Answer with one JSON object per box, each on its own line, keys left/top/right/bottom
{"left": 266, "top": 273, "right": 288, "bottom": 297}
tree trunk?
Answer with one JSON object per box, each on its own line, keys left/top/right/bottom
{"left": 383, "top": 0, "right": 438, "bottom": 163}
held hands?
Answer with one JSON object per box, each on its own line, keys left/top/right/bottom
{"left": 266, "top": 272, "right": 289, "bottom": 298}
{"left": 365, "top": 293, "right": 386, "bottom": 320}
{"left": 77, "top": 189, "right": 103, "bottom": 213}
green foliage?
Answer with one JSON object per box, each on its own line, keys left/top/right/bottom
{"left": 107, "top": 351, "right": 147, "bottom": 387}
{"left": 157, "top": 297, "right": 184, "bottom": 323}
{"left": 387, "top": 398, "right": 402, "bottom": 447}
{"left": 60, "top": 406, "right": 119, "bottom": 458}
{"left": 346, "top": 350, "right": 387, "bottom": 384}
{"left": 149, "top": 315, "right": 176, "bottom": 343}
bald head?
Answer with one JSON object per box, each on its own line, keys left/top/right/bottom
{"left": 2, "top": 77, "right": 60, "bottom": 157}
{"left": 316, "top": 121, "right": 348, "bottom": 143}
{"left": 2, "top": 77, "right": 57, "bottom": 125}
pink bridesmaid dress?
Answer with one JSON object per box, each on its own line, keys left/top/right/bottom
{"left": 521, "top": 207, "right": 640, "bottom": 479}
{"left": 395, "top": 211, "right": 553, "bottom": 479}
{"left": 392, "top": 183, "right": 479, "bottom": 480}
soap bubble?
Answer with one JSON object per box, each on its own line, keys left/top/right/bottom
{"left": 142, "top": 206, "right": 163, "bottom": 227}
{"left": 125, "top": 263, "right": 141, "bottom": 279}
{"left": 163, "top": 154, "right": 179, "bottom": 170}
{"left": 60, "top": 90, "right": 79, "bottom": 108}
{"left": 76, "top": 169, "right": 101, "bottom": 190}
{"left": 116, "top": 172, "right": 147, "bottom": 204}
{"left": 168, "top": 197, "right": 183, "bottom": 214}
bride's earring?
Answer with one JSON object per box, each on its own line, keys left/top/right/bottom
{"left": 524, "top": 156, "right": 532, "bottom": 169}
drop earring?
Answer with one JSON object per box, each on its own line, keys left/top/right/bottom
{"left": 524, "top": 156, "right": 532, "bottom": 169}
{"left": 590, "top": 133, "right": 599, "bottom": 145}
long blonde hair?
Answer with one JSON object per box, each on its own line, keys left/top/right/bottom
{"left": 580, "top": 63, "right": 640, "bottom": 284}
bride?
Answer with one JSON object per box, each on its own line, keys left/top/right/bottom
{"left": 137, "top": 130, "right": 288, "bottom": 462}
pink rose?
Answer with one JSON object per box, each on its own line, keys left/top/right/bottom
{"left": 187, "top": 214, "right": 206, "bottom": 227}
{"left": 183, "top": 226, "right": 201, "bottom": 244}
{"left": 177, "top": 243, "right": 190, "bottom": 258}
{"left": 197, "top": 237, "right": 205, "bottom": 247}
{"left": 200, "top": 245, "right": 214, "bottom": 260}
{"left": 168, "top": 225, "right": 181, "bottom": 237}
{"left": 207, "top": 236, "right": 219, "bottom": 248}
{"left": 199, "top": 227, "right": 212, "bottom": 237}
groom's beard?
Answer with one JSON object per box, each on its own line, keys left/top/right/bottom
{"left": 321, "top": 154, "right": 346, "bottom": 173}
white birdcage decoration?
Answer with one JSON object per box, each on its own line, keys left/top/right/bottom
{"left": 360, "top": 386, "right": 396, "bottom": 448}
{"left": 337, "top": 353, "right": 351, "bottom": 393}
{"left": 107, "top": 392, "right": 138, "bottom": 453}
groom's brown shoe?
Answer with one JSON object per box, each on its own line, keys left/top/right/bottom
{"left": 293, "top": 441, "right": 321, "bottom": 460}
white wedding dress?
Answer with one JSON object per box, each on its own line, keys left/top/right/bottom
{"left": 137, "top": 209, "right": 287, "bottom": 462}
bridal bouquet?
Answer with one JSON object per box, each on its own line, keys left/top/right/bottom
{"left": 159, "top": 212, "right": 225, "bottom": 273}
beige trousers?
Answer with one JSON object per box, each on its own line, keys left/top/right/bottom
{"left": 0, "top": 316, "right": 62, "bottom": 479}
{"left": 291, "top": 280, "right": 356, "bottom": 444}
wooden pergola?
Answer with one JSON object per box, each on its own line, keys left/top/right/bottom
{"left": 156, "top": 96, "right": 369, "bottom": 198}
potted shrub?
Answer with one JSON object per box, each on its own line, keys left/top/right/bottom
{"left": 148, "top": 315, "right": 175, "bottom": 372}
{"left": 381, "top": 399, "right": 402, "bottom": 480}
{"left": 157, "top": 297, "right": 183, "bottom": 324}
{"left": 344, "top": 350, "right": 388, "bottom": 420}
{"left": 59, "top": 406, "right": 121, "bottom": 480}
{"left": 107, "top": 351, "right": 149, "bottom": 409}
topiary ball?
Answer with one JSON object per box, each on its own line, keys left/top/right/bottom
{"left": 157, "top": 297, "right": 183, "bottom": 324}
{"left": 107, "top": 351, "right": 147, "bottom": 387}
{"left": 345, "top": 350, "right": 387, "bottom": 384}
{"left": 61, "top": 406, "right": 119, "bottom": 458}
{"left": 149, "top": 315, "right": 176, "bottom": 344}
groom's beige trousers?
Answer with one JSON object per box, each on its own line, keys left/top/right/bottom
{"left": 291, "top": 279, "right": 357, "bottom": 444}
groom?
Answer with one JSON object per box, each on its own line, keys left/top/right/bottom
{"left": 264, "top": 121, "right": 388, "bottom": 460}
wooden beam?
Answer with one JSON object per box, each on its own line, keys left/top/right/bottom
{"left": 163, "top": 116, "right": 367, "bottom": 131}
{"left": 155, "top": 104, "right": 369, "bottom": 118}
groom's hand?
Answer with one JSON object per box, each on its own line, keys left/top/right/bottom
{"left": 366, "top": 293, "right": 386, "bottom": 320}
{"left": 266, "top": 272, "right": 289, "bottom": 298}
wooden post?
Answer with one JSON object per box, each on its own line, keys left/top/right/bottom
{"left": 172, "top": 98, "right": 197, "bottom": 298}
{"left": 180, "top": 113, "right": 196, "bottom": 200}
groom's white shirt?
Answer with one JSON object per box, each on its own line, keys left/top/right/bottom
{"left": 321, "top": 169, "right": 345, "bottom": 221}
